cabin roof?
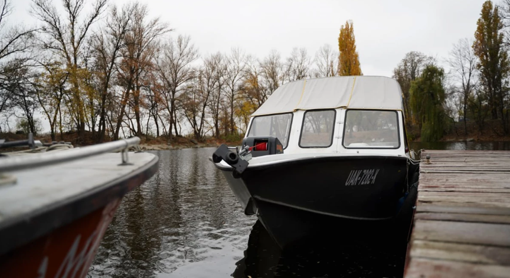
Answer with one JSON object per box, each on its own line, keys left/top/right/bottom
{"left": 251, "top": 76, "right": 404, "bottom": 116}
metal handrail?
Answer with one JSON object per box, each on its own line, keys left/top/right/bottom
{"left": 0, "top": 137, "right": 141, "bottom": 172}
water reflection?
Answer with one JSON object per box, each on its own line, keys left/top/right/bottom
{"left": 411, "top": 141, "right": 510, "bottom": 151}
{"left": 233, "top": 221, "right": 405, "bottom": 278}
{"left": 89, "top": 148, "right": 255, "bottom": 277}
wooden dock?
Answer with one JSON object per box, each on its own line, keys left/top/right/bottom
{"left": 405, "top": 150, "right": 510, "bottom": 278}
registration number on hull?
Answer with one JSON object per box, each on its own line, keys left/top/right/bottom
{"left": 345, "top": 169, "right": 380, "bottom": 186}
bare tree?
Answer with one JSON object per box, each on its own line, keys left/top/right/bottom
{"left": 31, "top": 0, "right": 108, "bottom": 141}
{"left": 240, "top": 57, "right": 267, "bottom": 108}
{"left": 0, "top": 0, "right": 35, "bottom": 62}
{"left": 259, "top": 50, "right": 284, "bottom": 94}
{"left": 499, "top": 0, "right": 510, "bottom": 46}
{"left": 206, "top": 52, "right": 226, "bottom": 138}
{"left": 224, "top": 48, "right": 247, "bottom": 135}
{"left": 114, "top": 3, "right": 169, "bottom": 139}
{"left": 35, "top": 61, "right": 68, "bottom": 140}
{"left": 4, "top": 58, "right": 39, "bottom": 134}
{"left": 92, "top": 2, "right": 135, "bottom": 142}
{"left": 0, "top": 0, "right": 35, "bottom": 118}
{"left": 393, "top": 51, "right": 434, "bottom": 123}
{"left": 283, "top": 47, "right": 311, "bottom": 82}
{"left": 313, "top": 44, "right": 338, "bottom": 78}
{"left": 156, "top": 34, "right": 198, "bottom": 140}
{"left": 447, "top": 38, "right": 478, "bottom": 135}
{"left": 181, "top": 57, "right": 218, "bottom": 140}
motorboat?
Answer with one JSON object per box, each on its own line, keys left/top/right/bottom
{"left": 0, "top": 137, "right": 158, "bottom": 277}
{"left": 212, "top": 76, "right": 420, "bottom": 248}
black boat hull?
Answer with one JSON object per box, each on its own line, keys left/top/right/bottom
{"left": 219, "top": 155, "right": 417, "bottom": 247}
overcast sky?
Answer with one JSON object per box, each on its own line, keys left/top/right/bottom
{"left": 11, "top": 0, "right": 487, "bottom": 77}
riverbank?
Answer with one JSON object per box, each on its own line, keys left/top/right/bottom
{"left": 409, "top": 120, "right": 510, "bottom": 143}
{"left": 138, "top": 134, "right": 241, "bottom": 150}
{"left": 0, "top": 132, "right": 242, "bottom": 150}
{"left": 138, "top": 141, "right": 224, "bottom": 151}
{"left": 4, "top": 127, "right": 510, "bottom": 151}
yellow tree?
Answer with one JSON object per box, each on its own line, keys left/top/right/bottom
{"left": 338, "top": 21, "right": 362, "bottom": 76}
{"left": 473, "top": 0, "right": 510, "bottom": 133}
{"left": 32, "top": 0, "right": 107, "bottom": 142}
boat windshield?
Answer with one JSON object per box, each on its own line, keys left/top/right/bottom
{"left": 300, "top": 110, "right": 336, "bottom": 148}
{"left": 247, "top": 113, "right": 292, "bottom": 148}
{"left": 343, "top": 110, "right": 400, "bottom": 149}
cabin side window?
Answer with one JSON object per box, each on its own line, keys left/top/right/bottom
{"left": 299, "top": 110, "right": 336, "bottom": 148}
{"left": 343, "top": 110, "right": 400, "bottom": 149}
{"left": 247, "top": 113, "right": 293, "bottom": 148}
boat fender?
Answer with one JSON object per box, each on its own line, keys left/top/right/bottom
{"left": 212, "top": 144, "right": 248, "bottom": 175}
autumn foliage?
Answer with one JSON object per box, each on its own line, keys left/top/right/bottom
{"left": 338, "top": 21, "right": 362, "bottom": 76}
{"left": 473, "top": 0, "right": 510, "bottom": 133}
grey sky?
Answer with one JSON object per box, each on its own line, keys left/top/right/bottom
{"left": 11, "top": 0, "right": 486, "bottom": 77}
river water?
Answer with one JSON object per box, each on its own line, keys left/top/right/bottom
{"left": 89, "top": 143, "right": 510, "bottom": 277}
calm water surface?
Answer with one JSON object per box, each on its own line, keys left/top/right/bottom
{"left": 89, "top": 143, "right": 509, "bottom": 277}
{"left": 410, "top": 141, "right": 510, "bottom": 150}
{"left": 89, "top": 148, "right": 254, "bottom": 277}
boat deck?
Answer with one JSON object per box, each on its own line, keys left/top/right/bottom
{"left": 0, "top": 151, "right": 158, "bottom": 256}
{"left": 404, "top": 150, "right": 510, "bottom": 277}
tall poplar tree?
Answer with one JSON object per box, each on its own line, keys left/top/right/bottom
{"left": 337, "top": 21, "right": 362, "bottom": 76}
{"left": 473, "top": 0, "right": 510, "bottom": 133}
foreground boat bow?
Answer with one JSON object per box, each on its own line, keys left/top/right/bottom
{"left": 0, "top": 137, "right": 158, "bottom": 277}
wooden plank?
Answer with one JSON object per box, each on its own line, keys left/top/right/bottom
{"left": 420, "top": 151, "right": 510, "bottom": 155}
{"left": 424, "top": 159, "right": 510, "bottom": 163}
{"left": 406, "top": 150, "right": 510, "bottom": 277}
{"left": 422, "top": 156, "right": 510, "bottom": 159}
{"left": 409, "top": 240, "right": 510, "bottom": 266}
{"left": 424, "top": 165, "right": 510, "bottom": 169}
{"left": 423, "top": 165, "right": 510, "bottom": 169}
{"left": 420, "top": 176, "right": 510, "bottom": 185}
{"left": 421, "top": 155, "right": 510, "bottom": 160}
{"left": 423, "top": 160, "right": 510, "bottom": 164}
{"left": 415, "top": 212, "right": 510, "bottom": 224}
{"left": 417, "top": 192, "right": 510, "bottom": 208}
{"left": 417, "top": 204, "right": 510, "bottom": 216}
{"left": 418, "top": 192, "right": 510, "bottom": 198}
{"left": 421, "top": 170, "right": 510, "bottom": 174}
{"left": 421, "top": 158, "right": 510, "bottom": 163}
{"left": 421, "top": 172, "right": 510, "bottom": 178}
{"left": 420, "top": 186, "right": 510, "bottom": 191}
{"left": 420, "top": 183, "right": 510, "bottom": 188}
{"left": 413, "top": 220, "right": 510, "bottom": 247}
{"left": 417, "top": 200, "right": 510, "bottom": 209}
{"left": 419, "top": 188, "right": 510, "bottom": 193}
{"left": 421, "top": 152, "right": 510, "bottom": 155}
{"left": 420, "top": 179, "right": 510, "bottom": 185}
{"left": 421, "top": 150, "right": 510, "bottom": 154}
{"left": 422, "top": 158, "right": 510, "bottom": 161}
{"left": 405, "top": 258, "right": 510, "bottom": 278}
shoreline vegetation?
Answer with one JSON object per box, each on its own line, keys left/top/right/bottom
{"left": 2, "top": 1, "right": 510, "bottom": 146}
{"left": 4, "top": 117, "right": 510, "bottom": 152}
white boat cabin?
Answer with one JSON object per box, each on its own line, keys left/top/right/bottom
{"left": 244, "top": 76, "right": 409, "bottom": 158}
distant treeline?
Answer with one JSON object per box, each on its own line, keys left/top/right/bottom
{"left": 0, "top": 0, "right": 508, "bottom": 143}
{"left": 396, "top": 0, "right": 510, "bottom": 141}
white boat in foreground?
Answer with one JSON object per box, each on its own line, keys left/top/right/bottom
{"left": 0, "top": 137, "right": 158, "bottom": 277}
{"left": 213, "top": 76, "right": 420, "bottom": 248}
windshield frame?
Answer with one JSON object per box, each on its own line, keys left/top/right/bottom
{"left": 298, "top": 109, "right": 337, "bottom": 148}
{"left": 247, "top": 112, "right": 294, "bottom": 149}
{"left": 342, "top": 109, "right": 401, "bottom": 150}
